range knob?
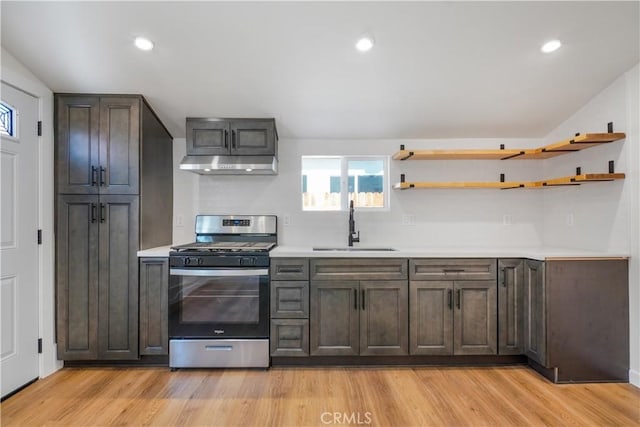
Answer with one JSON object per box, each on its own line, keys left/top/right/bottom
{"left": 240, "top": 257, "right": 256, "bottom": 266}
{"left": 183, "top": 257, "right": 191, "bottom": 266}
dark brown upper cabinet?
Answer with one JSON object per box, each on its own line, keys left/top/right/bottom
{"left": 56, "top": 96, "right": 141, "bottom": 195}
{"left": 186, "top": 118, "right": 277, "bottom": 156}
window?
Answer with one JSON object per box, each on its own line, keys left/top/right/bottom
{"left": 0, "top": 102, "right": 16, "bottom": 137}
{"left": 301, "top": 156, "right": 388, "bottom": 211}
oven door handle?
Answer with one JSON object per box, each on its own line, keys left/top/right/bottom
{"left": 170, "top": 268, "right": 269, "bottom": 277}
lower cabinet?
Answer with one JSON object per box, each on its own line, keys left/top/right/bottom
{"left": 139, "top": 257, "right": 169, "bottom": 355}
{"left": 310, "top": 280, "right": 408, "bottom": 356}
{"left": 523, "top": 259, "right": 546, "bottom": 366}
{"left": 409, "top": 280, "right": 497, "bottom": 355}
{"left": 56, "top": 194, "right": 139, "bottom": 360}
{"left": 498, "top": 259, "right": 525, "bottom": 355}
{"left": 270, "top": 258, "right": 310, "bottom": 357}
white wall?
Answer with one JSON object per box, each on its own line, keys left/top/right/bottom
{"left": 1, "top": 47, "right": 61, "bottom": 377}
{"left": 192, "top": 137, "right": 544, "bottom": 248}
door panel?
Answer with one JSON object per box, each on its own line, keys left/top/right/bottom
{"left": 524, "top": 260, "right": 546, "bottom": 366}
{"left": 1, "top": 83, "right": 40, "bottom": 397}
{"left": 185, "top": 119, "right": 229, "bottom": 155}
{"left": 99, "top": 97, "right": 139, "bottom": 194}
{"left": 230, "top": 120, "right": 276, "bottom": 155}
{"left": 98, "top": 195, "right": 139, "bottom": 359}
{"left": 498, "top": 259, "right": 524, "bottom": 355}
{"left": 360, "top": 280, "right": 408, "bottom": 356}
{"left": 56, "top": 195, "right": 99, "bottom": 360}
{"left": 55, "top": 96, "right": 100, "bottom": 194}
{"left": 310, "top": 281, "right": 359, "bottom": 356}
{"left": 454, "top": 281, "right": 497, "bottom": 355}
{"left": 409, "top": 281, "right": 453, "bottom": 355}
{"left": 139, "top": 258, "right": 169, "bottom": 355}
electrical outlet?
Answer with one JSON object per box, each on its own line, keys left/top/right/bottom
{"left": 283, "top": 215, "right": 291, "bottom": 226}
{"left": 402, "top": 214, "right": 415, "bottom": 226}
{"left": 566, "top": 213, "right": 574, "bottom": 227}
{"left": 176, "top": 215, "right": 184, "bottom": 227}
{"left": 503, "top": 214, "right": 512, "bottom": 226}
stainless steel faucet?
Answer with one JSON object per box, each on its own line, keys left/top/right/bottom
{"left": 348, "top": 200, "right": 360, "bottom": 246}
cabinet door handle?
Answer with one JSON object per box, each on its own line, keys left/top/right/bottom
{"left": 99, "top": 166, "right": 106, "bottom": 186}
{"left": 354, "top": 289, "right": 358, "bottom": 310}
{"left": 90, "top": 203, "right": 97, "bottom": 223}
{"left": 361, "top": 289, "right": 365, "bottom": 310}
{"left": 231, "top": 130, "right": 236, "bottom": 149}
{"left": 91, "top": 166, "right": 98, "bottom": 186}
{"left": 448, "top": 289, "right": 453, "bottom": 310}
{"left": 224, "top": 130, "right": 229, "bottom": 149}
{"left": 100, "top": 203, "right": 106, "bottom": 223}
{"left": 456, "top": 289, "right": 461, "bottom": 309}
{"left": 501, "top": 268, "right": 507, "bottom": 287}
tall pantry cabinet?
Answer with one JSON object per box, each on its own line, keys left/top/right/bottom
{"left": 55, "top": 94, "right": 173, "bottom": 360}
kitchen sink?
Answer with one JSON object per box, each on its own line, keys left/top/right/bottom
{"left": 312, "top": 247, "right": 397, "bottom": 252}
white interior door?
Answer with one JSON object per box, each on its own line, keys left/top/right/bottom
{"left": 1, "top": 82, "right": 39, "bottom": 398}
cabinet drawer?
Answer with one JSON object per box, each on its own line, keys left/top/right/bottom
{"left": 270, "top": 281, "right": 309, "bottom": 318}
{"left": 270, "top": 258, "right": 309, "bottom": 280}
{"left": 270, "top": 319, "right": 309, "bottom": 357}
{"left": 410, "top": 259, "right": 496, "bottom": 281}
{"left": 310, "top": 258, "right": 408, "bottom": 281}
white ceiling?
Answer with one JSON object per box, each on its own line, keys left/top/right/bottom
{"left": 1, "top": 1, "right": 638, "bottom": 140}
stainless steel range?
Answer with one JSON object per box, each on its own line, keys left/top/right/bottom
{"left": 168, "top": 215, "right": 276, "bottom": 369}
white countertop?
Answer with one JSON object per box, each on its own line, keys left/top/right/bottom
{"left": 269, "top": 246, "right": 629, "bottom": 261}
{"left": 137, "top": 244, "right": 628, "bottom": 260}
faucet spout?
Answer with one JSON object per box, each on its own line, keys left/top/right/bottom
{"left": 348, "top": 200, "right": 360, "bottom": 246}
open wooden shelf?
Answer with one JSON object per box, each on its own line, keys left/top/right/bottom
{"left": 392, "top": 132, "right": 626, "bottom": 161}
{"left": 394, "top": 173, "right": 625, "bottom": 190}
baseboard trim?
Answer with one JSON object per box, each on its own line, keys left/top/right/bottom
{"left": 630, "top": 369, "right": 640, "bottom": 387}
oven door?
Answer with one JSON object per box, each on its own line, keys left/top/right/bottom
{"left": 169, "top": 267, "right": 269, "bottom": 339}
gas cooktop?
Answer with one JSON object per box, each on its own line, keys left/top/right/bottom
{"left": 171, "top": 241, "right": 276, "bottom": 253}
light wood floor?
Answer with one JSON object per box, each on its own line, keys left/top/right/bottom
{"left": 1, "top": 366, "right": 638, "bottom": 426}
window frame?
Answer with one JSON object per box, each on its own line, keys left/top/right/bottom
{"left": 301, "top": 155, "right": 390, "bottom": 212}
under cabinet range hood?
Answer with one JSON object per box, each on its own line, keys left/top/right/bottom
{"left": 179, "top": 155, "right": 278, "bottom": 175}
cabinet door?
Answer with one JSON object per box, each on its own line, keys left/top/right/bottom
{"left": 360, "top": 281, "right": 408, "bottom": 356}
{"left": 498, "top": 259, "right": 524, "bottom": 355}
{"left": 230, "top": 120, "right": 276, "bottom": 156}
{"left": 55, "top": 96, "right": 100, "bottom": 194}
{"left": 99, "top": 97, "right": 140, "bottom": 195}
{"left": 271, "top": 319, "right": 309, "bottom": 357}
{"left": 185, "top": 118, "right": 229, "bottom": 155}
{"left": 453, "top": 281, "right": 497, "bottom": 355}
{"left": 139, "top": 258, "right": 169, "bottom": 355}
{"left": 409, "top": 281, "right": 453, "bottom": 355}
{"left": 310, "top": 281, "right": 359, "bottom": 356}
{"left": 56, "top": 194, "right": 99, "bottom": 359}
{"left": 98, "top": 195, "right": 139, "bottom": 359}
{"left": 523, "top": 260, "right": 546, "bottom": 366}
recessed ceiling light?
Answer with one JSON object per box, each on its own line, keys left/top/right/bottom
{"left": 134, "top": 36, "right": 154, "bottom": 51}
{"left": 355, "top": 36, "right": 374, "bottom": 52}
{"left": 541, "top": 39, "right": 562, "bottom": 53}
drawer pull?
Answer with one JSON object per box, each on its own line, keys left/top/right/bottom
{"left": 279, "top": 299, "right": 301, "bottom": 303}
{"left": 278, "top": 267, "right": 302, "bottom": 273}
{"left": 280, "top": 337, "right": 301, "bottom": 341}
{"left": 443, "top": 268, "right": 466, "bottom": 273}
{"left": 205, "top": 345, "right": 232, "bottom": 351}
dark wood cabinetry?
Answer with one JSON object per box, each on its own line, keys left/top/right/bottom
{"left": 270, "top": 259, "right": 310, "bottom": 357}
{"left": 524, "top": 258, "right": 629, "bottom": 383}
{"left": 186, "top": 118, "right": 277, "bottom": 156}
{"left": 139, "top": 258, "right": 169, "bottom": 356}
{"left": 523, "top": 259, "right": 546, "bottom": 366}
{"left": 498, "top": 259, "right": 524, "bottom": 355}
{"left": 409, "top": 259, "right": 497, "bottom": 356}
{"left": 55, "top": 94, "right": 172, "bottom": 361}
{"left": 309, "top": 259, "right": 409, "bottom": 357}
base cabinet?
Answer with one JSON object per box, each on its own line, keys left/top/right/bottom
{"left": 57, "top": 194, "right": 139, "bottom": 360}
{"left": 498, "top": 259, "right": 525, "bottom": 355}
{"left": 139, "top": 258, "right": 169, "bottom": 355}
{"left": 410, "top": 280, "right": 497, "bottom": 355}
{"left": 523, "top": 259, "right": 546, "bottom": 366}
{"left": 310, "top": 280, "right": 408, "bottom": 356}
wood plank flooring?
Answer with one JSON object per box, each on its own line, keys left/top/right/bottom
{"left": 1, "top": 366, "right": 639, "bottom": 426}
